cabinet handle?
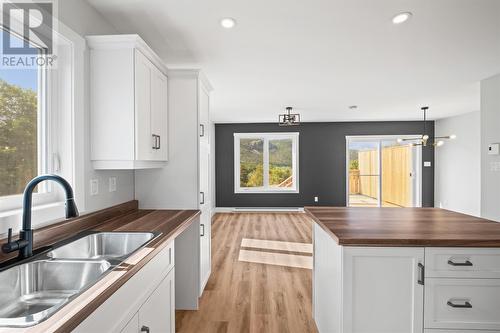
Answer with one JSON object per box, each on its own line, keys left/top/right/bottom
{"left": 447, "top": 300, "right": 472, "bottom": 309}
{"left": 417, "top": 263, "right": 425, "bottom": 285}
{"left": 200, "top": 191, "right": 205, "bottom": 205}
{"left": 152, "top": 134, "right": 157, "bottom": 149}
{"left": 200, "top": 223, "right": 205, "bottom": 237}
{"left": 448, "top": 259, "right": 473, "bottom": 267}
{"left": 200, "top": 124, "right": 205, "bottom": 137}
{"left": 157, "top": 135, "right": 160, "bottom": 149}
{"left": 140, "top": 325, "right": 150, "bottom": 333}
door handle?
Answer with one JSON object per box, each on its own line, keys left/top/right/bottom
{"left": 447, "top": 300, "right": 472, "bottom": 308}
{"left": 200, "top": 191, "right": 205, "bottom": 205}
{"left": 448, "top": 259, "right": 473, "bottom": 267}
{"left": 141, "top": 325, "right": 150, "bottom": 333}
{"left": 200, "top": 223, "right": 205, "bottom": 237}
{"left": 418, "top": 263, "right": 425, "bottom": 285}
{"left": 200, "top": 124, "right": 205, "bottom": 137}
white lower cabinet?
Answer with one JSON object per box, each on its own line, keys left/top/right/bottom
{"left": 313, "top": 223, "right": 500, "bottom": 333}
{"left": 74, "top": 242, "right": 175, "bottom": 333}
{"left": 136, "top": 268, "right": 175, "bottom": 333}
{"left": 313, "top": 223, "right": 424, "bottom": 333}
{"left": 343, "top": 247, "right": 424, "bottom": 333}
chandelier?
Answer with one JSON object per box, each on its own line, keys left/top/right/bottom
{"left": 278, "top": 107, "right": 300, "bottom": 126}
{"left": 398, "top": 106, "right": 456, "bottom": 147}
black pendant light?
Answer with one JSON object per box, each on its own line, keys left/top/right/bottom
{"left": 398, "top": 106, "right": 456, "bottom": 147}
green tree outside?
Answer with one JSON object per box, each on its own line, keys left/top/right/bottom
{"left": 0, "top": 79, "right": 38, "bottom": 196}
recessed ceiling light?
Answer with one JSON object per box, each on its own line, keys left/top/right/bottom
{"left": 220, "top": 17, "right": 236, "bottom": 29}
{"left": 392, "top": 12, "right": 412, "bottom": 25}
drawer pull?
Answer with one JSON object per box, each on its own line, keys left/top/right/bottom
{"left": 447, "top": 300, "right": 472, "bottom": 308}
{"left": 417, "top": 263, "right": 425, "bottom": 285}
{"left": 448, "top": 259, "right": 473, "bottom": 267}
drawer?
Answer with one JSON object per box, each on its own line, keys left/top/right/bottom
{"left": 425, "top": 248, "right": 500, "bottom": 278}
{"left": 424, "top": 278, "right": 500, "bottom": 330}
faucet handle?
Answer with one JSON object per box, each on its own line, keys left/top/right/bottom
{"left": 6, "top": 228, "right": 12, "bottom": 243}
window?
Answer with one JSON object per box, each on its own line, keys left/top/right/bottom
{"left": 0, "top": 30, "right": 51, "bottom": 203}
{"left": 234, "top": 132, "right": 299, "bottom": 193}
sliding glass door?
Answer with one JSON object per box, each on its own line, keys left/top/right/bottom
{"left": 347, "top": 136, "right": 421, "bottom": 207}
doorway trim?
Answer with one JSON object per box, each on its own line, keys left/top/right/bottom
{"left": 345, "top": 135, "right": 423, "bottom": 208}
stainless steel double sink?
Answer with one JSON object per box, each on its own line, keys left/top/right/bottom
{"left": 0, "top": 231, "right": 159, "bottom": 328}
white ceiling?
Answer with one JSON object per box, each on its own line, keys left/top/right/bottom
{"left": 87, "top": 0, "right": 500, "bottom": 123}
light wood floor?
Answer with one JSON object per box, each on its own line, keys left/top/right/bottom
{"left": 176, "top": 213, "right": 318, "bottom": 333}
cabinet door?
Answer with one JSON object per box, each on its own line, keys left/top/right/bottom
{"left": 198, "top": 83, "right": 210, "bottom": 145}
{"left": 120, "top": 313, "right": 139, "bottom": 333}
{"left": 139, "top": 268, "right": 175, "bottom": 333}
{"left": 199, "top": 205, "right": 211, "bottom": 295}
{"left": 134, "top": 50, "right": 152, "bottom": 161}
{"left": 150, "top": 66, "right": 168, "bottom": 161}
{"left": 199, "top": 144, "right": 211, "bottom": 295}
{"left": 343, "top": 247, "right": 424, "bottom": 333}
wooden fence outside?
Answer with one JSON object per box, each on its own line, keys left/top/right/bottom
{"left": 349, "top": 145, "right": 412, "bottom": 207}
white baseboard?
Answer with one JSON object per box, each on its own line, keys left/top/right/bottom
{"left": 213, "top": 207, "right": 305, "bottom": 213}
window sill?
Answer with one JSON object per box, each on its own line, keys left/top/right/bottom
{"left": 235, "top": 189, "right": 300, "bottom": 194}
{"left": 0, "top": 201, "right": 66, "bottom": 238}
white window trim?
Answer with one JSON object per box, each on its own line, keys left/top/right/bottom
{"left": 234, "top": 132, "right": 299, "bottom": 194}
{"left": 0, "top": 19, "right": 86, "bottom": 233}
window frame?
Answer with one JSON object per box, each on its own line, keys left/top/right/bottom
{"left": 0, "top": 27, "right": 58, "bottom": 211}
{"left": 0, "top": 18, "right": 86, "bottom": 223}
{"left": 234, "top": 132, "right": 299, "bottom": 194}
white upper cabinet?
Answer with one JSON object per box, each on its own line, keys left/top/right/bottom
{"left": 88, "top": 34, "right": 168, "bottom": 169}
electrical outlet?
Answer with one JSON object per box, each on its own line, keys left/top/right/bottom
{"left": 424, "top": 161, "right": 432, "bottom": 167}
{"left": 109, "top": 177, "right": 117, "bottom": 192}
{"left": 90, "top": 179, "right": 99, "bottom": 196}
{"left": 491, "top": 161, "right": 500, "bottom": 172}
{"left": 314, "top": 196, "right": 319, "bottom": 203}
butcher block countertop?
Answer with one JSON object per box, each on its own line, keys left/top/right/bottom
{"left": 0, "top": 200, "right": 200, "bottom": 333}
{"left": 305, "top": 207, "right": 500, "bottom": 247}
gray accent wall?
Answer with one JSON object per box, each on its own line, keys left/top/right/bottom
{"left": 215, "top": 121, "right": 435, "bottom": 208}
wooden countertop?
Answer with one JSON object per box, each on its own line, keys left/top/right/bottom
{"left": 0, "top": 201, "right": 200, "bottom": 333}
{"left": 305, "top": 206, "right": 500, "bottom": 247}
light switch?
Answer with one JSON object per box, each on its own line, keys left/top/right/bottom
{"left": 90, "top": 179, "right": 99, "bottom": 196}
{"left": 314, "top": 196, "right": 319, "bottom": 203}
{"left": 424, "top": 161, "right": 432, "bottom": 167}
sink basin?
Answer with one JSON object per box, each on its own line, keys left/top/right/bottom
{"left": 0, "top": 260, "right": 110, "bottom": 327}
{"left": 47, "top": 232, "right": 156, "bottom": 260}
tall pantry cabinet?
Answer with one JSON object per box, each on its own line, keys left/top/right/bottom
{"left": 135, "top": 69, "right": 213, "bottom": 300}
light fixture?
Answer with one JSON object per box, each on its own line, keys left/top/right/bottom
{"left": 398, "top": 106, "right": 456, "bottom": 147}
{"left": 278, "top": 107, "right": 300, "bottom": 126}
{"left": 220, "top": 17, "right": 236, "bottom": 29}
{"left": 392, "top": 12, "right": 412, "bottom": 25}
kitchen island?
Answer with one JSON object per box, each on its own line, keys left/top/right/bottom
{"left": 305, "top": 207, "right": 500, "bottom": 333}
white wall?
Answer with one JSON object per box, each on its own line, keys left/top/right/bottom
{"left": 480, "top": 74, "right": 500, "bottom": 221}
{"left": 435, "top": 112, "right": 481, "bottom": 216}
{"left": 59, "top": 0, "right": 135, "bottom": 213}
